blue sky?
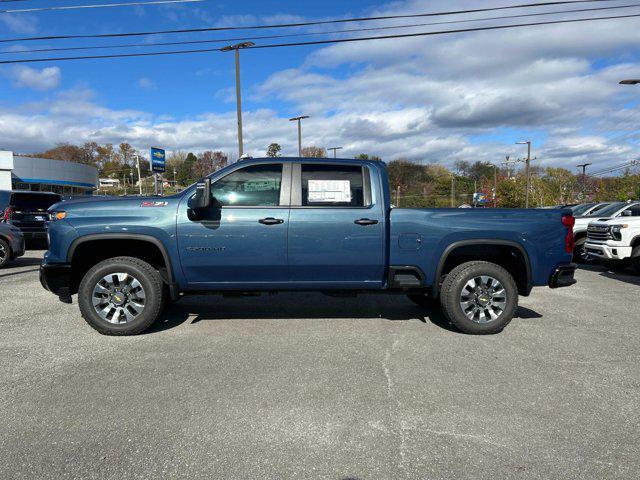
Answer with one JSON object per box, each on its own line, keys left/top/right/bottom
{"left": 1, "top": 0, "right": 640, "bottom": 170}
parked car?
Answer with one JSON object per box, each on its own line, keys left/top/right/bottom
{"left": 0, "top": 191, "right": 62, "bottom": 245}
{"left": 40, "top": 157, "right": 576, "bottom": 336}
{"left": 572, "top": 202, "right": 628, "bottom": 262}
{"left": 570, "top": 202, "right": 613, "bottom": 217}
{"left": 0, "top": 223, "right": 25, "bottom": 268}
{"left": 585, "top": 202, "right": 640, "bottom": 273}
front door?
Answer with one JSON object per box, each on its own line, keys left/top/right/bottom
{"left": 177, "top": 163, "right": 290, "bottom": 289}
{"left": 287, "top": 163, "right": 385, "bottom": 288}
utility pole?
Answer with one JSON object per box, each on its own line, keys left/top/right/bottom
{"left": 221, "top": 42, "right": 255, "bottom": 159}
{"left": 576, "top": 163, "right": 592, "bottom": 199}
{"left": 328, "top": 147, "right": 343, "bottom": 158}
{"left": 135, "top": 154, "right": 143, "bottom": 195}
{"left": 173, "top": 168, "right": 177, "bottom": 189}
{"left": 123, "top": 171, "right": 127, "bottom": 195}
{"left": 289, "top": 115, "right": 309, "bottom": 157}
{"left": 451, "top": 173, "right": 455, "bottom": 208}
{"left": 396, "top": 185, "right": 400, "bottom": 207}
{"left": 493, "top": 164, "right": 498, "bottom": 208}
{"left": 516, "top": 141, "right": 532, "bottom": 208}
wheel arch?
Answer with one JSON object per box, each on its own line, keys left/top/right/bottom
{"left": 431, "top": 239, "right": 532, "bottom": 297}
{"left": 68, "top": 234, "right": 175, "bottom": 291}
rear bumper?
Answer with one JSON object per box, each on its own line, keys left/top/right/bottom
{"left": 40, "top": 263, "right": 73, "bottom": 303}
{"left": 549, "top": 264, "right": 577, "bottom": 289}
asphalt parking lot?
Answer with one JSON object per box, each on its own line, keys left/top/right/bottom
{"left": 1, "top": 251, "right": 639, "bottom": 479}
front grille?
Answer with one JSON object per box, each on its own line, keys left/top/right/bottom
{"left": 587, "top": 225, "right": 612, "bottom": 242}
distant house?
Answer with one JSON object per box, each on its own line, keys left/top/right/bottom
{"left": 99, "top": 178, "right": 121, "bottom": 189}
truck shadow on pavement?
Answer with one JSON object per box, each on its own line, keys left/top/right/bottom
{"left": 146, "top": 295, "right": 543, "bottom": 335}
{"left": 577, "top": 263, "right": 640, "bottom": 287}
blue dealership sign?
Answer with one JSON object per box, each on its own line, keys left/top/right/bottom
{"left": 150, "top": 147, "right": 166, "bottom": 173}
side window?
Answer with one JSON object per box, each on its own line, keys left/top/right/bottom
{"left": 623, "top": 205, "right": 640, "bottom": 217}
{"left": 301, "top": 164, "right": 365, "bottom": 207}
{"left": 211, "top": 164, "right": 282, "bottom": 207}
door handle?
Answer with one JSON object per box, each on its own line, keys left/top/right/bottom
{"left": 354, "top": 218, "right": 379, "bottom": 226}
{"left": 258, "top": 217, "right": 284, "bottom": 225}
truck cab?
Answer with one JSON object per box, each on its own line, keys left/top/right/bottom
{"left": 40, "top": 157, "right": 576, "bottom": 336}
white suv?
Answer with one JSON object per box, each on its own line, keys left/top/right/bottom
{"left": 584, "top": 202, "right": 640, "bottom": 273}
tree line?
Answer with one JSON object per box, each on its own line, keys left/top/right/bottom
{"left": 25, "top": 142, "right": 639, "bottom": 206}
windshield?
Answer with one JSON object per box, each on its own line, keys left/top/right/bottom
{"left": 570, "top": 203, "right": 595, "bottom": 216}
{"left": 586, "top": 202, "right": 626, "bottom": 218}
{"left": 10, "top": 193, "right": 61, "bottom": 210}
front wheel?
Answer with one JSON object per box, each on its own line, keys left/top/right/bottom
{"left": 573, "top": 237, "right": 593, "bottom": 264}
{"left": 440, "top": 261, "right": 518, "bottom": 334}
{"left": 0, "top": 238, "right": 9, "bottom": 268}
{"left": 78, "top": 256, "right": 164, "bottom": 335}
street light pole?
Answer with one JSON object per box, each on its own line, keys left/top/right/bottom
{"left": 221, "top": 42, "right": 255, "bottom": 159}
{"left": 135, "top": 154, "right": 143, "bottom": 195}
{"left": 516, "top": 141, "right": 532, "bottom": 208}
{"left": 289, "top": 115, "right": 309, "bottom": 157}
{"left": 576, "top": 163, "right": 592, "bottom": 199}
{"left": 328, "top": 147, "right": 343, "bottom": 158}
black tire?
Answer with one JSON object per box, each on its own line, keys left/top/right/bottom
{"left": 0, "top": 238, "right": 10, "bottom": 268}
{"left": 573, "top": 237, "right": 593, "bottom": 264}
{"left": 406, "top": 293, "right": 437, "bottom": 307}
{"left": 440, "top": 261, "right": 518, "bottom": 335}
{"left": 631, "top": 247, "right": 640, "bottom": 275}
{"left": 78, "top": 256, "right": 165, "bottom": 335}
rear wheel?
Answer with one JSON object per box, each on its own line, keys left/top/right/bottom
{"left": 78, "top": 256, "right": 164, "bottom": 335}
{"left": 440, "top": 261, "right": 518, "bottom": 335}
{"left": 0, "top": 238, "right": 9, "bottom": 268}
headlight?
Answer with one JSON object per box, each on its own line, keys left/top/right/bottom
{"left": 610, "top": 224, "right": 627, "bottom": 240}
{"left": 49, "top": 211, "right": 67, "bottom": 221}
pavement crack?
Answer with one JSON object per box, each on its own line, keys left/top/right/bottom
{"left": 382, "top": 333, "right": 407, "bottom": 474}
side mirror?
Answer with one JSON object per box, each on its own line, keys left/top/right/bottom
{"left": 188, "top": 178, "right": 212, "bottom": 211}
{"left": 621, "top": 210, "right": 632, "bottom": 217}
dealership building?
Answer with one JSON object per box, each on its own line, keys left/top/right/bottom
{"left": 0, "top": 151, "right": 98, "bottom": 195}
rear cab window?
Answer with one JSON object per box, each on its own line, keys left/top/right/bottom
{"left": 300, "top": 164, "right": 367, "bottom": 207}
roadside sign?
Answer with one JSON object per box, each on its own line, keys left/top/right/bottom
{"left": 473, "top": 192, "right": 489, "bottom": 203}
{"left": 150, "top": 147, "right": 166, "bottom": 173}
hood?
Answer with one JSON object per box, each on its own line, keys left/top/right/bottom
{"left": 48, "top": 194, "right": 183, "bottom": 216}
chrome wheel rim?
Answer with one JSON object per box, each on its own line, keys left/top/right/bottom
{"left": 92, "top": 272, "right": 146, "bottom": 324}
{"left": 459, "top": 276, "right": 506, "bottom": 324}
{"left": 579, "top": 244, "right": 592, "bottom": 262}
{"left": 0, "top": 242, "right": 6, "bottom": 262}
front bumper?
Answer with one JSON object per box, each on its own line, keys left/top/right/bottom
{"left": 549, "top": 264, "right": 577, "bottom": 289}
{"left": 11, "top": 235, "right": 25, "bottom": 259}
{"left": 584, "top": 242, "right": 632, "bottom": 260}
{"left": 40, "top": 263, "right": 73, "bottom": 303}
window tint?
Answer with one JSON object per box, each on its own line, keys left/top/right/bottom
{"left": 622, "top": 204, "right": 640, "bottom": 217}
{"left": 301, "top": 164, "right": 365, "bottom": 207}
{"left": 211, "top": 164, "right": 282, "bottom": 207}
{"left": 10, "top": 193, "right": 61, "bottom": 210}
{"left": 570, "top": 203, "right": 595, "bottom": 216}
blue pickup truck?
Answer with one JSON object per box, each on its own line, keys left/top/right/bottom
{"left": 40, "top": 157, "right": 576, "bottom": 335}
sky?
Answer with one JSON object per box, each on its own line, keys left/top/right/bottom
{"left": 0, "top": 0, "right": 640, "bottom": 172}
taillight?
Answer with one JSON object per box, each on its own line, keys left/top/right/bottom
{"left": 3, "top": 207, "right": 11, "bottom": 222}
{"left": 562, "top": 214, "right": 575, "bottom": 254}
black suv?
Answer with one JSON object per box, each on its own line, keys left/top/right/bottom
{"left": 0, "top": 190, "right": 62, "bottom": 245}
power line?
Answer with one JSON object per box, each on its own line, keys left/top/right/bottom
{"left": 0, "top": 1, "right": 616, "bottom": 43}
{"left": 3, "top": 2, "right": 637, "bottom": 56}
{"left": 1, "top": 10, "right": 638, "bottom": 64}
{"left": 0, "top": 0, "right": 204, "bottom": 14}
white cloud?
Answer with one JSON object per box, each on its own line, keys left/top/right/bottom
{"left": 137, "top": 77, "right": 156, "bottom": 90}
{"left": 11, "top": 66, "right": 61, "bottom": 91}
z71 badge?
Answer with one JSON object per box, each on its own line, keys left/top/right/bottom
{"left": 141, "top": 201, "right": 168, "bottom": 207}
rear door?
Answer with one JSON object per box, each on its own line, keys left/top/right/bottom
{"left": 287, "top": 163, "right": 385, "bottom": 288}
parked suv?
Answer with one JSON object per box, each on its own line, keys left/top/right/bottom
{"left": 0, "top": 223, "right": 25, "bottom": 268}
{"left": 585, "top": 202, "right": 640, "bottom": 273}
{"left": 0, "top": 191, "right": 62, "bottom": 245}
